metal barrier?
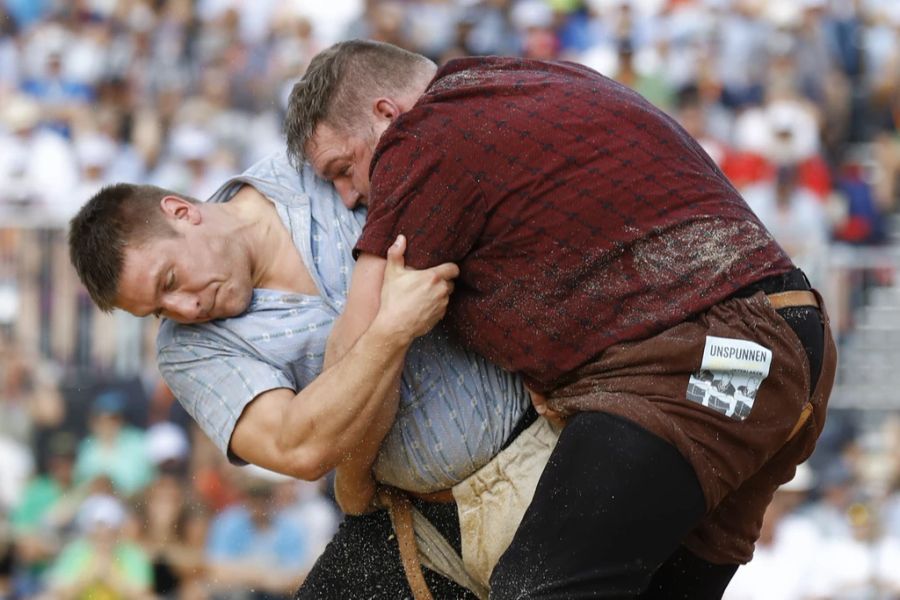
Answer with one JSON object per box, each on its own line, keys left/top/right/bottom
{"left": 0, "top": 222, "right": 154, "bottom": 376}
{"left": 819, "top": 244, "right": 900, "bottom": 410}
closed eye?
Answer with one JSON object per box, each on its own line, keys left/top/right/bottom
{"left": 163, "top": 270, "right": 175, "bottom": 292}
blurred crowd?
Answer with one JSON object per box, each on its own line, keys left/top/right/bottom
{"left": 0, "top": 346, "right": 340, "bottom": 600}
{"left": 0, "top": 0, "right": 899, "bottom": 244}
{"left": 2, "top": 0, "right": 900, "bottom": 598}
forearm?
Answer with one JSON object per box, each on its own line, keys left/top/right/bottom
{"left": 334, "top": 461, "right": 379, "bottom": 514}
{"left": 324, "top": 312, "right": 356, "bottom": 369}
{"left": 332, "top": 372, "right": 401, "bottom": 514}
{"left": 276, "top": 319, "right": 409, "bottom": 477}
{"left": 232, "top": 242, "right": 458, "bottom": 481}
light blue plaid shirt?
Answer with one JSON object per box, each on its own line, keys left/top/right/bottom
{"left": 157, "top": 152, "right": 529, "bottom": 492}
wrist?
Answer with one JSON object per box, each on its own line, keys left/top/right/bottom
{"left": 367, "top": 314, "right": 416, "bottom": 349}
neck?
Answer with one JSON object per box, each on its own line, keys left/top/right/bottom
{"left": 219, "top": 186, "right": 285, "bottom": 288}
{"left": 222, "top": 186, "right": 314, "bottom": 294}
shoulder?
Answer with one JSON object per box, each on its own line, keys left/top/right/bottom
{"left": 242, "top": 151, "right": 338, "bottom": 205}
{"left": 157, "top": 319, "right": 238, "bottom": 354}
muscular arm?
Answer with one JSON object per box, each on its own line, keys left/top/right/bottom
{"left": 325, "top": 236, "right": 460, "bottom": 513}
{"left": 324, "top": 249, "right": 394, "bottom": 512}
{"left": 229, "top": 237, "right": 458, "bottom": 501}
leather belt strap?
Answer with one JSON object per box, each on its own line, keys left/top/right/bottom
{"left": 377, "top": 487, "right": 434, "bottom": 600}
{"left": 766, "top": 290, "right": 819, "bottom": 310}
{"left": 765, "top": 289, "right": 818, "bottom": 442}
{"left": 405, "top": 487, "right": 455, "bottom": 504}
{"left": 787, "top": 402, "right": 813, "bottom": 442}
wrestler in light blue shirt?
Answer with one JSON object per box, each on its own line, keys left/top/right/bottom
{"left": 157, "top": 152, "right": 529, "bottom": 492}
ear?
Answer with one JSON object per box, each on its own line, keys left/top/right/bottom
{"left": 160, "top": 195, "right": 202, "bottom": 225}
{"left": 373, "top": 97, "right": 401, "bottom": 123}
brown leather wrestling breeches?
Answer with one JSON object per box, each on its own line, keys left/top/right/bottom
{"left": 548, "top": 288, "right": 836, "bottom": 564}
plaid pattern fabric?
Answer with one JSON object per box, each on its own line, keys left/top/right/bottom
{"left": 355, "top": 57, "right": 793, "bottom": 392}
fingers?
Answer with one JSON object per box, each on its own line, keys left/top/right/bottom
{"left": 528, "top": 386, "right": 568, "bottom": 428}
{"left": 386, "top": 235, "right": 407, "bottom": 272}
{"left": 376, "top": 235, "right": 458, "bottom": 341}
{"left": 527, "top": 387, "right": 549, "bottom": 414}
{"left": 432, "top": 261, "right": 460, "bottom": 282}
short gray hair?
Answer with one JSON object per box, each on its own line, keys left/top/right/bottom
{"left": 285, "top": 39, "right": 434, "bottom": 169}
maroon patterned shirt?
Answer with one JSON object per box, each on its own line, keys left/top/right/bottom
{"left": 355, "top": 57, "right": 793, "bottom": 392}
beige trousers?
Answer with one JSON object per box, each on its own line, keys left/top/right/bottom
{"left": 451, "top": 416, "right": 561, "bottom": 589}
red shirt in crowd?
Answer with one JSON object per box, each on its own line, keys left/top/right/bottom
{"left": 355, "top": 57, "right": 794, "bottom": 392}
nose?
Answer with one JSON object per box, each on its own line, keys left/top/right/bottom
{"left": 333, "top": 178, "right": 359, "bottom": 209}
{"left": 163, "top": 292, "right": 203, "bottom": 323}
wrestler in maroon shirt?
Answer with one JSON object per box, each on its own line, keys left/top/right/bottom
{"left": 287, "top": 40, "right": 836, "bottom": 599}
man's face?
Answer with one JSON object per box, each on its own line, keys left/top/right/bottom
{"left": 115, "top": 218, "right": 254, "bottom": 324}
{"left": 306, "top": 122, "right": 380, "bottom": 209}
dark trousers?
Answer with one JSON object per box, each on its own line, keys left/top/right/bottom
{"left": 489, "top": 411, "right": 720, "bottom": 599}
{"left": 296, "top": 500, "right": 478, "bottom": 599}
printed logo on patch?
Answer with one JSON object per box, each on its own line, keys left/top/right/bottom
{"left": 686, "top": 336, "right": 772, "bottom": 421}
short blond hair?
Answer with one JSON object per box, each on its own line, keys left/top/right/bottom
{"left": 284, "top": 39, "right": 434, "bottom": 168}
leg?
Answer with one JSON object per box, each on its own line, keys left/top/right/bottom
{"left": 296, "top": 501, "right": 478, "bottom": 600}
{"left": 638, "top": 546, "right": 738, "bottom": 600}
{"left": 490, "top": 412, "right": 707, "bottom": 599}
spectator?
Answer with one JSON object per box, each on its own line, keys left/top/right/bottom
{"left": 11, "top": 432, "right": 85, "bottom": 598}
{"left": 271, "top": 479, "right": 338, "bottom": 569}
{"left": 204, "top": 479, "right": 308, "bottom": 600}
{"left": 69, "top": 132, "right": 118, "bottom": 219}
{"left": 0, "top": 434, "right": 33, "bottom": 530}
{"left": 150, "top": 125, "right": 232, "bottom": 202}
{"left": 73, "top": 391, "right": 155, "bottom": 498}
{"left": 144, "top": 421, "right": 190, "bottom": 479}
{"left": 132, "top": 474, "right": 209, "bottom": 600}
{"left": 804, "top": 460, "right": 860, "bottom": 541}
{"left": 20, "top": 47, "right": 93, "bottom": 138}
{"left": 0, "top": 93, "right": 78, "bottom": 222}
{"left": 724, "top": 464, "right": 821, "bottom": 600}
{"left": 832, "top": 154, "right": 889, "bottom": 245}
{"left": 714, "top": 0, "right": 770, "bottom": 108}
{"left": 673, "top": 83, "right": 730, "bottom": 167}
{"left": 806, "top": 503, "right": 900, "bottom": 598}
{"left": 743, "top": 164, "right": 830, "bottom": 286}
{"left": 42, "top": 493, "right": 154, "bottom": 600}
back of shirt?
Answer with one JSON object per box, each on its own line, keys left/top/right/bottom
{"left": 356, "top": 57, "right": 794, "bottom": 392}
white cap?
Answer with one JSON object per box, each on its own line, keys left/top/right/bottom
{"left": 77, "top": 494, "right": 126, "bottom": 532}
{"left": 170, "top": 126, "right": 214, "bottom": 161}
{"left": 1, "top": 95, "right": 41, "bottom": 132}
{"left": 764, "top": 100, "right": 820, "bottom": 164}
{"left": 75, "top": 134, "right": 116, "bottom": 168}
{"left": 765, "top": 2, "right": 802, "bottom": 27}
{"left": 511, "top": 0, "right": 555, "bottom": 29}
{"left": 145, "top": 421, "right": 189, "bottom": 465}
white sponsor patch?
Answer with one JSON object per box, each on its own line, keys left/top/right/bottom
{"left": 685, "top": 336, "right": 772, "bottom": 421}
